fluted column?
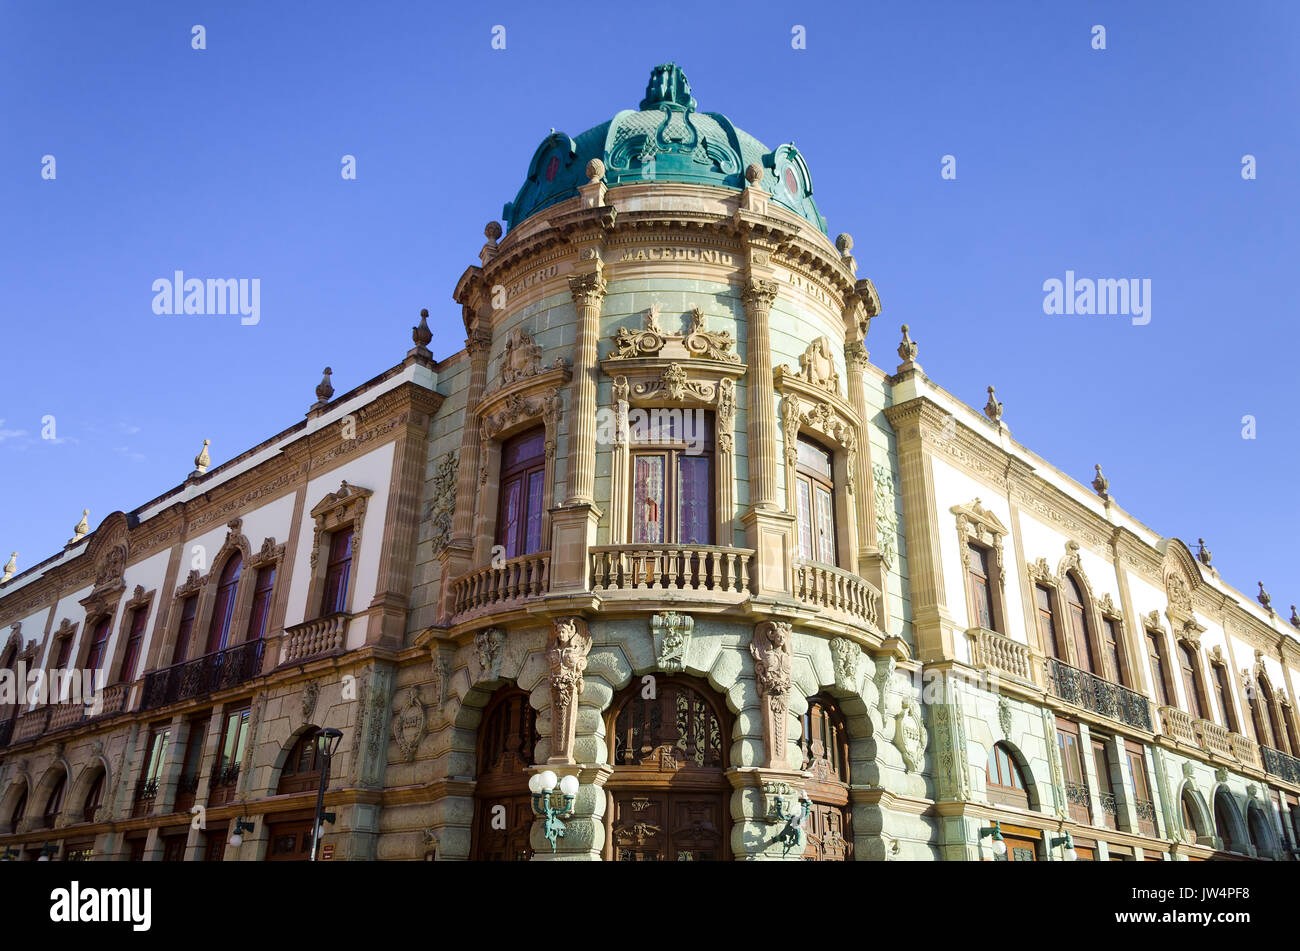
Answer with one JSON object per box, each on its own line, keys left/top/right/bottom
{"left": 565, "top": 272, "right": 606, "bottom": 505}
{"left": 742, "top": 278, "right": 780, "bottom": 511}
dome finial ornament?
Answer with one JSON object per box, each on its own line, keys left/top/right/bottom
{"left": 1257, "top": 581, "right": 1273, "bottom": 613}
{"left": 585, "top": 158, "right": 605, "bottom": 184}
{"left": 639, "top": 63, "right": 697, "bottom": 112}
{"left": 484, "top": 221, "right": 502, "bottom": 244}
{"left": 1197, "top": 538, "right": 1213, "bottom": 566}
{"left": 70, "top": 509, "right": 90, "bottom": 545}
{"left": 1091, "top": 464, "right": 1109, "bottom": 500}
{"left": 193, "top": 439, "right": 211, "bottom": 475}
{"left": 984, "top": 386, "right": 1003, "bottom": 424}
{"left": 2, "top": 552, "right": 15, "bottom": 583}
{"left": 744, "top": 162, "right": 764, "bottom": 185}
{"left": 1290, "top": 605, "right": 1300, "bottom": 629}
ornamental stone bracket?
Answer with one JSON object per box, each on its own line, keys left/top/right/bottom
{"left": 473, "top": 627, "right": 506, "bottom": 683}
{"left": 828, "top": 636, "right": 862, "bottom": 694}
{"left": 547, "top": 616, "right": 592, "bottom": 766}
{"left": 651, "top": 611, "right": 693, "bottom": 673}
{"left": 750, "top": 620, "right": 793, "bottom": 769}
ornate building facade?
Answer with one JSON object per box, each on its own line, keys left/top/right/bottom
{"left": 2, "top": 64, "right": 1298, "bottom": 861}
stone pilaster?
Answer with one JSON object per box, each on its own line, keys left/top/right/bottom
{"left": 437, "top": 328, "right": 491, "bottom": 621}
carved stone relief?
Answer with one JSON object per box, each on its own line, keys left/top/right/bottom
{"left": 391, "top": 688, "right": 427, "bottom": 763}
{"left": 750, "top": 620, "right": 793, "bottom": 768}
{"left": 651, "top": 611, "right": 693, "bottom": 673}
{"left": 547, "top": 617, "right": 591, "bottom": 765}
{"left": 828, "top": 636, "right": 861, "bottom": 694}
{"left": 428, "top": 452, "right": 457, "bottom": 555}
{"left": 474, "top": 628, "right": 506, "bottom": 683}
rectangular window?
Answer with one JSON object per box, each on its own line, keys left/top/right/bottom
{"left": 54, "top": 634, "right": 73, "bottom": 669}
{"left": 1092, "top": 738, "right": 1117, "bottom": 829}
{"left": 171, "top": 595, "right": 198, "bottom": 665}
{"left": 321, "top": 528, "right": 354, "bottom": 615}
{"left": 677, "top": 456, "right": 711, "bottom": 545}
{"left": 1036, "top": 586, "right": 1061, "bottom": 658}
{"left": 217, "top": 707, "right": 250, "bottom": 776}
{"left": 1147, "top": 630, "right": 1171, "bottom": 708}
{"left": 794, "top": 436, "right": 836, "bottom": 566}
{"left": 85, "top": 617, "right": 113, "bottom": 674}
{"left": 1178, "top": 642, "right": 1205, "bottom": 720}
{"left": 967, "top": 543, "right": 996, "bottom": 632}
{"left": 119, "top": 606, "right": 148, "bottom": 683}
{"left": 631, "top": 454, "right": 666, "bottom": 544}
{"left": 629, "top": 416, "right": 714, "bottom": 546}
{"left": 246, "top": 566, "right": 276, "bottom": 641}
{"left": 1056, "top": 719, "right": 1090, "bottom": 825}
{"left": 140, "top": 726, "right": 171, "bottom": 785}
{"left": 1126, "top": 747, "right": 1155, "bottom": 835}
{"left": 496, "top": 428, "right": 547, "bottom": 558}
{"left": 1101, "top": 617, "right": 1125, "bottom": 686}
{"left": 1213, "top": 664, "right": 1238, "bottom": 732}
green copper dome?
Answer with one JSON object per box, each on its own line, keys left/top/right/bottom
{"left": 503, "top": 64, "right": 827, "bottom": 235}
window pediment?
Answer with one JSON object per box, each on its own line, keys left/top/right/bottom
{"left": 608, "top": 360, "right": 744, "bottom": 408}
{"left": 952, "top": 498, "right": 1007, "bottom": 583}
{"left": 774, "top": 365, "right": 859, "bottom": 430}
{"left": 604, "top": 305, "right": 742, "bottom": 366}
{"left": 779, "top": 393, "right": 857, "bottom": 495}
{"left": 479, "top": 385, "right": 563, "bottom": 443}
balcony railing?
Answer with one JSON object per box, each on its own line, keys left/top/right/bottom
{"left": 1098, "top": 790, "right": 1118, "bottom": 830}
{"left": 1262, "top": 745, "right": 1300, "bottom": 785}
{"left": 1159, "top": 706, "right": 1197, "bottom": 745}
{"left": 793, "top": 560, "right": 880, "bottom": 629}
{"left": 451, "top": 552, "right": 551, "bottom": 618}
{"left": 208, "top": 763, "right": 241, "bottom": 807}
{"left": 133, "top": 778, "right": 158, "bottom": 818}
{"left": 13, "top": 708, "right": 51, "bottom": 742}
{"left": 1230, "top": 732, "right": 1259, "bottom": 769}
{"left": 966, "top": 627, "right": 1034, "bottom": 684}
{"left": 1064, "top": 780, "right": 1091, "bottom": 825}
{"left": 1158, "top": 706, "right": 1259, "bottom": 768}
{"left": 140, "top": 639, "right": 265, "bottom": 711}
{"left": 1135, "top": 798, "right": 1158, "bottom": 836}
{"left": 280, "top": 612, "right": 349, "bottom": 665}
{"left": 1193, "top": 718, "right": 1235, "bottom": 759}
{"left": 1047, "top": 658, "right": 1153, "bottom": 732}
{"left": 174, "top": 774, "right": 200, "bottom": 813}
{"left": 590, "top": 545, "right": 753, "bottom": 597}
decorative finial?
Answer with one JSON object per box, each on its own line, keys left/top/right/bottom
{"left": 484, "top": 221, "right": 502, "bottom": 244}
{"left": 1290, "top": 605, "right": 1299, "bottom": 629}
{"left": 585, "top": 158, "right": 605, "bottom": 184}
{"left": 1257, "top": 582, "right": 1272, "bottom": 612}
{"left": 1, "top": 552, "right": 15, "bottom": 583}
{"left": 70, "top": 509, "right": 90, "bottom": 544}
{"left": 193, "top": 439, "right": 211, "bottom": 474}
{"left": 1091, "top": 464, "right": 1109, "bottom": 500}
{"left": 315, "top": 367, "right": 334, "bottom": 405}
{"left": 411, "top": 308, "right": 432, "bottom": 352}
{"left": 897, "top": 324, "right": 918, "bottom": 363}
{"left": 744, "top": 163, "right": 764, "bottom": 185}
{"left": 984, "top": 386, "right": 1003, "bottom": 424}
{"left": 1196, "top": 538, "right": 1213, "bottom": 566}
{"left": 835, "top": 233, "right": 853, "bottom": 254}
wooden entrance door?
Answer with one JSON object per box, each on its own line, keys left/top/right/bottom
{"left": 266, "top": 820, "right": 314, "bottom": 861}
{"left": 471, "top": 688, "right": 538, "bottom": 861}
{"left": 610, "top": 792, "right": 726, "bottom": 861}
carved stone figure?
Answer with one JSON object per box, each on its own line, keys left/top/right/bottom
{"left": 829, "top": 636, "right": 860, "bottom": 693}
{"left": 750, "top": 620, "right": 793, "bottom": 767}
{"left": 983, "top": 386, "right": 1003, "bottom": 423}
{"left": 497, "top": 326, "right": 544, "bottom": 386}
{"left": 474, "top": 628, "right": 506, "bottom": 682}
{"left": 547, "top": 617, "right": 591, "bottom": 764}
{"left": 651, "top": 611, "right": 693, "bottom": 673}
{"left": 798, "top": 336, "right": 840, "bottom": 394}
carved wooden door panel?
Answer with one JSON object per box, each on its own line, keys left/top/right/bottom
{"left": 803, "top": 802, "right": 852, "bottom": 861}
{"left": 266, "top": 820, "right": 314, "bottom": 861}
{"left": 611, "top": 793, "right": 726, "bottom": 861}
{"left": 472, "top": 795, "right": 534, "bottom": 861}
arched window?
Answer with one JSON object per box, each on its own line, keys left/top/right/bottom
{"left": 1212, "top": 661, "right": 1239, "bottom": 732}
{"left": 985, "top": 742, "right": 1031, "bottom": 810}
{"left": 497, "top": 428, "right": 548, "bottom": 557}
{"left": 8, "top": 786, "right": 27, "bottom": 834}
{"left": 1035, "top": 585, "right": 1064, "bottom": 659}
{"left": 204, "top": 554, "right": 243, "bottom": 654}
{"left": 799, "top": 695, "right": 852, "bottom": 860}
{"left": 277, "top": 728, "right": 327, "bottom": 796}
{"left": 1214, "top": 789, "right": 1244, "bottom": 854}
{"left": 471, "top": 688, "right": 538, "bottom": 861}
{"left": 1064, "top": 575, "right": 1095, "bottom": 673}
{"left": 1259, "top": 677, "right": 1288, "bottom": 754}
{"left": 794, "top": 435, "right": 836, "bottom": 565}
{"left": 1146, "top": 628, "right": 1174, "bottom": 708}
{"left": 245, "top": 565, "right": 276, "bottom": 642}
{"left": 118, "top": 606, "right": 148, "bottom": 683}
{"left": 83, "top": 772, "right": 104, "bottom": 824}
{"left": 41, "top": 773, "right": 66, "bottom": 829}
{"left": 1247, "top": 802, "right": 1277, "bottom": 859}
{"left": 1180, "top": 789, "right": 1203, "bottom": 844}
{"left": 606, "top": 676, "right": 730, "bottom": 861}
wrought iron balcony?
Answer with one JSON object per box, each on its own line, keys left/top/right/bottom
{"left": 208, "top": 763, "right": 241, "bottom": 807}
{"left": 140, "top": 639, "right": 265, "bottom": 711}
{"left": 1046, "top": 658, "right": 1153, "bottom": 732}
{"left": 1064, "top": 780, "right": 1092, "bottom": 825}
{"left": 1261, "top": 745, "right": 1300, "bottom": 786}
{"left": 1098, "top": 790, "right": 1118, "bottom": 829}
{"left": 132, "top": 778, "right": 158, "bottom": 818}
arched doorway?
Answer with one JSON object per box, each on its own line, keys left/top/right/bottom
{"left": 1247, "top": 801, "right": 1278, "bottom": 860}
{"left": 471, "top": 687, "right": 538, "bottom": 861}
{"left": 799, "top": 694, "right": 852, "bottom": 860}
{"left": 605, "top": 675, "right": 730, "bottom": 861}
{"left": 1213, "top": 788, "right": 1247, "bottom": 856}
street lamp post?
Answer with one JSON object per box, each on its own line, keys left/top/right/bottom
{"left": 310, "top": 727, "right": 343, "bottom": 862}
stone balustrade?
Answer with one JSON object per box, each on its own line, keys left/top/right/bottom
{"left": 590, "top": 545, "right": 752, "bottom": 596}
{"left": 966, "top": 627, "right": 1033, "bottom": 683}
{"left": 793, "top": 560, "right": 880, "bottom": 630}
{"left": 1159, "top": 705, "right": 1197, "bottom": 745}
{"left": 281, "top": 613, "right": 349, "bottom": 665}
{"left": 451, "top": 552, "right": 551, "bottom": 618}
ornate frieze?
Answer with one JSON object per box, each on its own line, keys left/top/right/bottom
{"left": 873, "top": 463, "right": 898, "bottom": 570}
{"left": 651, "top": 611, "right": 693, "bottom": 673}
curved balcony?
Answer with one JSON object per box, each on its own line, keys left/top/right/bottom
{"left": 589, "top": 545, "right": 753, "bottom": 603}
{"left": 793, "top": 560, "right": 880, "bottom": 631}
{"left": 450, "top": 552, "right": 551, "bottom": 622}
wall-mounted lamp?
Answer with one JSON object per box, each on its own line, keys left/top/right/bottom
{"left": 978, "top": 820, "right": 1006, "bottom": 858}
{"left": 528, "top": 770, "right": 579, "bottom": 852}
{"left": 1049, "top": 831, "right": 1077, "bottom": 862}
{"left": 310, "top": 727, "right": 343, "bottom": 862}
{"left": 775, "top": 793, "right": 812, "bottom": 857}
{"left": 228, "top": 817, "right": 256, "bottom": 848}
{"left": 36, "top": 841, "right": 58, "bottom": 861}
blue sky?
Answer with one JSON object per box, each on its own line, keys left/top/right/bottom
{"left": 1, "top": 1, "right": 1296, "bottom": 609}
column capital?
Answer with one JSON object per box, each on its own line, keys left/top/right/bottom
{"left": 568, "top": 271, "right": 607, "bottom": 306}
{"left": 466, "top": 329, "right": 493, "bottom": 359}
{"left": 742, "top": 277, "right": 779, "bottom": 308}
{"left": 844, "top": 340, "right": 870, "bottom": 371}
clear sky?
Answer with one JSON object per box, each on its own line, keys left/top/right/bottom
{"left": 1, "top": 1, "right": 1296, "bottom": 611}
